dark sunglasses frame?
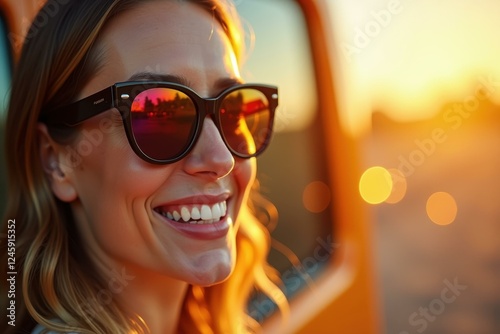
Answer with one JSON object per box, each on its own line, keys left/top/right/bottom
{"left": 41, "top": 81, "right": 278, "bottom": 164}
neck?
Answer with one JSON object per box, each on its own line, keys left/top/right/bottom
{"left": 97, "top": 261, "right": 188, "bottom": 334}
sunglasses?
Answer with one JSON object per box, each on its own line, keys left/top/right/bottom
{"left": 42, "top": 81, "right": 278, "bottom": 164}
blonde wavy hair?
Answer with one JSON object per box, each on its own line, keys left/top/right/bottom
{"left": 0, "top": 0, "right": 286, "bottom": 333}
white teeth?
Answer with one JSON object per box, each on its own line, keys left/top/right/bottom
{"left": 181, "top": 207, "right": 191, "bottom": 222}
{"left": 160, "top": 201, "right": 228, "bottom": 224}
{"left": 191, "top": 207, "right": 201, "bottom": 220}
{"left": 173, "top": 211, "right": 181, "bottom": 221}
{"left": 200, "top": 205, "right": 212, "bottom": 220}
{"left": 212, "top": 203, "right": 221, "bottom": 220}
{"left": 221, "top": 201, "right": 227, "bottom": 216}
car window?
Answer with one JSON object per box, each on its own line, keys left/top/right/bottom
{"left": 237, "top": 0, "right": 335, "bottom": 322}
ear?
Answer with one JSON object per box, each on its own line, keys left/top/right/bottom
{"left": 37, "top": 123, "right": 78, "bottom": 202}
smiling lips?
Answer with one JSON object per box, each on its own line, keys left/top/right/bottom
{"left": 156, "top": 201, "right": 228, "bottom": 224}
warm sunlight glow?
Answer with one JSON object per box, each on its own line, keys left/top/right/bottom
{"left": 385, "top": 168, "right": 407, "bottom": 204}
{"left": 303, "top": 181, "right": 331, "bottom": 213}
{"left": 329, "top": 0, "right": 500, "bottom": 135}
{"left": 229, "top": 50, "right": 241, "bottom": 78}
{"left": 238, "top": 1, "right": 317, "bottom": 133}
{"left": 426, "top": 192, "right": 457, "bottom": 226}
{"left": 359, "top": 166, "right": 392, "bottom": 205}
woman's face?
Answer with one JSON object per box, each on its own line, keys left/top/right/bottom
{"left": 61, "top": 1, "right": 254, "bottom": 286}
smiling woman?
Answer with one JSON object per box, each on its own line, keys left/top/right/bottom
{"left": 0, "top": 1, "right": 286, "bottom": 333}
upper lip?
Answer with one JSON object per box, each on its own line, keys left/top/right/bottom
{"left": 153, "top": 192, "right": 231, "bottom": 209}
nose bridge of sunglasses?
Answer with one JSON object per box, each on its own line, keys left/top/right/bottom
{"left": 199, "top": 97, "right": 235, "bottom": 141}
{"left": 196, "top": 97, "right": 220, "bottom": 124}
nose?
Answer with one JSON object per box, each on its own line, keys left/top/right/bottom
{"left": 182, "top": 117, "right": 235, "bottom": 178}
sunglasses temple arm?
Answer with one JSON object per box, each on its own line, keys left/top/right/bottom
{"left": 42, "top": 86, "right": 115, "bottom": 126}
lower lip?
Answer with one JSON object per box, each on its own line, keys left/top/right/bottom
{"left": 155, "top": 211, "right": 232, "bottom": 240}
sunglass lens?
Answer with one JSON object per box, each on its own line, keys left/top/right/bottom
{"left": 130, "top": 88, "right": 197, "bottom": 161}
{"left": 219, "top": 88, "right": 272, "bottom": 157}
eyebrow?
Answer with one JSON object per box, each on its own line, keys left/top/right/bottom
{"left": 128, "top": 72, "right": 192, "bottom": 86}
{"left": 128, "top": 71, "right": 244, "bottom": 93}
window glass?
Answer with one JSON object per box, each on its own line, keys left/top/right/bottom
{"left": 237, "top": 0, "right": 335, "bottom": 322}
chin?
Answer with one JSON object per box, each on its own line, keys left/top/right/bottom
{"left": 188, "top": 248, "right": 236, "bottom": 287}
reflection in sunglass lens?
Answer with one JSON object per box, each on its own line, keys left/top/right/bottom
{"left": 220, "top": 89, "right": 271, "bottom": 156}
{"left": 130, "top": 88, "right": 197, "bottom": 160}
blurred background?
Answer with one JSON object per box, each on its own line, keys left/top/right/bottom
{"left": 239, "top": 0, "right": 500, "bottom": 332}
{"left": 331, "top": 1, "right": 500, "bottom": 333}
{"left": 2, "top": 0, "right": 500, "bottom": 333}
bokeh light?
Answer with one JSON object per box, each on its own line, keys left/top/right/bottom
{"left": 426, "top": 192, "right": 457, "bottom": 226}
{"left": 359, "top": 166, "right": 393, "bottom": 204}
{"left": 303, "top": 181, "right": 331, "bottom": 213}
{"left": 385, "top": 168, "right": 407, "bottom": 204}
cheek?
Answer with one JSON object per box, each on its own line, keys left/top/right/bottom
{"left": 59, "top": 114, "right": 128, "bottom": 173}
{"left": 68, "top": 145, "right": 175, "bottom": 264}
{"left": 234, "top": 158, "right": 256, "bottom": 197}
{"left": 65, "top": 123, "right": 167, "bottom": 229}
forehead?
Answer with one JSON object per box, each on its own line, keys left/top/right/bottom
{"left": 91, "top": 1, "right": 238, "bottom": 91}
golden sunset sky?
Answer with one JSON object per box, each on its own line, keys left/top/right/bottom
{"left": 329, "top": 0, "right": 500, "bottom": 135}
